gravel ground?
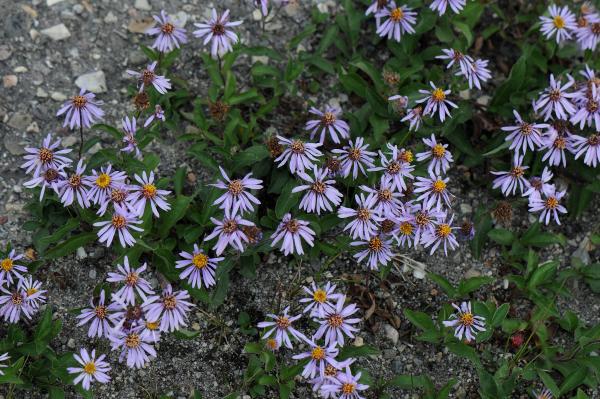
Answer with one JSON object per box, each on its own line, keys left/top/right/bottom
{"left": 1, "top": 0, "right": 600, "bottom": 398}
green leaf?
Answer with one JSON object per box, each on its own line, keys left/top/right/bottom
{"left": 44, "top": 232, "right": 97, "bottom": 259}
{"left": 228, "top": 89, "right": 260, "bottom": 105}
{"left": 173, "top": 329, "right": 201, "bottom": 339}
{"left": 447, "top": 342, "right": 481, "bottom": 367}
{"left": 157, "top": 195, "right": 192, "bottom": 238}
{"left": 337, "top": 345, "right": 379, "bottom": 360}
{"left": 403, "top": 309, "right": 435, "bottom": 331}
{"left": 537, "top": 370, "right": 560, "bottom": 397}
{"left": 528, "top": 261, "right": 558, "bottom": 290}
{"left": 487, "top": 228, "right": 515, "bottom": 246}
{"left": 275, "top": 181, "right": 301, "bottom": 219}
{"left": 38, "top": 219, "right": 80, "bottom": 246}
{"left": 491, "top": 303, "right": 510, "bottom": 327}
{"left": 427, "top": 272, "right": 457, "bottom": 298}
{"left": 386, "top": 374, "right": 429, "bottom": 388}
{"left": 457, "top": 276, "right": 494, "bottom": 296}
{"left": 559, "top": 367, "right": 587, "bottom": 395}
{"left": 92, "top": 123, "right": 121, "bottom": 140}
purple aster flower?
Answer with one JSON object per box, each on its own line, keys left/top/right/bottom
{"left": 401, "top": 105, "right": 424, "bottom": 131}
{"left": 144, "top": 104, "right": 165, "bottom": 128}
{"left": 120, "top": 116, "right": 142, "bottom": 159}
{"left": 18, "top": 275, "right": 46, "bottom": 310}
{"left": 540, "top": 127, "right": 576, "bottom": 167}
{"left": 502, "top": 110, "right": 548, "bottom": 155}
{"left": 93, "top": 205, "right": 143, "bottom": 248}
{"left": 366, "top": 0, "right": 390, "bottom": 20}
{"left": 293, "top": 342, "right": 349, "bottom": 379}
{"left": 529, "top": 188, "right": 567, "bottom": 225}
{"left": 292, "top": 167, "right": 343, "bottom": 215}
{"left": 139, "top": 318, "right": 162, "bottom": 343}
{"left": 572, "top": 133, "right": 600, "bottom": 167}
{"left": 421, "top": 213, "right": 459, "bottom": 255}
{"left": 534, "top": 74, "right": 578, "bottom": 121}
{"left": 394, "top": 218, "right": 416, "bottom": 248}
{"left": 23, "top": 165, "right": 66, "bottom": 202}
{"left": 388, "top": 94, "right": 409, "bottom": 110}
{"left": 570, "top": 83, "right": 600, "bottom": 131}
{"left": 337, "top": 194, "right": 382, "bottom": 240}
{"left": 127, "top": 61, "right": 171, "bottom": 94}
{"left": 109, "top": 324, "right": 157, "bottom": 369}
{"left": 375, "top": 2, "right": 417, "bottom": 42}
{"left": 56, "top": 88, "right": 104, "bottom": 129}
{"left": 67, "top": 348, "right": 111, "bottom": 391}
{"left": 443, "top": 301, "right": 486, "bottom": 342}
{"left": 211, "top": 166, "right": 263, "bottom": 215}
{"left": 271, "top": 213, "right": 315, "bottom": 256}
{"left": 320, "top": 366, "right": 369, "bottom": 399}
{"left": 429, "top": 0, "right": 466, "bottom": 16}
{"left": 305, "top": 106, "right": 350, "bottom": 144}
{"left": 21, "top": 133, "right": 72, "bottom": 178}
{"left": 0, "top": 250, "right": 27, "bottom": 287}
{"left": 107, "top": 256, "right": 155, "bottom": 305}
{"left": 436, "top": 48, "right": 472, "bottom": 77}
{"left": 299, "top": 282, "right": 343, "bottom": 318}
{"left": 540, "top": 5, "right": 577, "bottom": 43}
{"left": 414, "top": 172, "right": 453, "bottom": 210}
{"left": 534, "top": 388, "right": 554, "bottom": 399}
{"left": 193, "top": 9, "right": 243, "bottom": 58}
{"left": 0, "top": 353, "right": 9, "bottom": 376}
{"left": 331, "top": 137, "right": 377, "bottom": 179}
{"left": 56, "top": 160, "right": 92, "bottom": 208}
{"left": 399, "top": 202, "right": 445, "bottom": 245}
{"left": 254, "top": 0, "right": 290, "bottom": 16}
{"left": 85, "top": 164, "right": 127, "bottom": 205}
{"left": 97, "top": 184, "right": 136, "bottom": 217}
{"left": 275, "top": 136, "right": 323, "bottom": 175}
{"left": 416, "top": 134, "right": 454, "bottom": 175}
{"left": 416, "top": 82, "right": 458, "bottom": 122}
{"left": 143, "top": 285, "right": 194, "bottom": 332}
{"left": 77, "top": 290, "right": 120, "bottom": 338}
{"left": 129, "top": 171, "right": 171, "bottom": 217}
{"left": 205, "top": 207, "right": 254, "bottom": 255}
{"left": 147, "top": 10, "right": 188, "bottom": 53}
{"left": 457, "top": 220, "right": 476, "bottom": 242}
{"left": 491, "top": 154, "right": 529, "bottom": 196}
{"left": 257, "top": 306, "right": 306, "bottom": 349}
{"left": 465, "top": 58, "right": 492, "bottom": 90}
{"left": 523, "top": 167, "right": 555, "bottom": 201}
{"left": 575, "top": 12, "right": 600, "bottom": 51}
{"left": 313, "top": 295, "right": 361, "bottom": 347}
{"left": 369, "top": 145, "right": 415, "bottom": 191}
{"left": 351, "top": 235, "right": 394, "bottom": 270}
{"left": 359, "top": 176, "right": 403, "bottom": 216}
{"left": 0, "top": 287, "right": 34, "bottom": 323}
{"left": 175, "top": 244, "right": 224, "bottom": 289}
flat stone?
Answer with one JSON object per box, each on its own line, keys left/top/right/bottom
{"left": 41, "top": 24, "right": 71, "bottom": 41}
{"left": 75, "top": 71, "right": 107, "bottom": 93}
{"left": 134, "top": 0, "right": 151, "bottom": 10}
{"left": 8, "top": 112, "right": 32, "bottom": 130}
{"left": 172, "top": 11, "right": 188, "bottom": 28}
{"left": 88, "top": 269, "right": 96, "bottom": 279}
{"left": 26, "top": 122, "right": 40, "bottom": 133}
{"left": 61, "top": 136, "right": 77, "bottom": 147}
{"left": 3, "top": 135, "right": 24, "bottom": 155}
{"left": 51, "top": 92, "right": 67, "bottom": 101}
{"left": 128, "top": 18, "right": 155, "bottom": 34}
{"left": 36, "top": 88, "right": 48, "bottom": 98}
{"left": 13, "top": 66, "right": 27, "bottom": 73}
{"left": 464, "top": 268, "right": 481, "bottom": 279}
{"left": 3, "top": 75, "right": 17, "bottom": 88}
{"left": 460, "top": 203, "right": 472, "bottom": 214}
{"left": 0, "top": 45, "right": 11, "bottom": 61}
{"left": 67, "top": 338, "right": 76, "bottom": 349}
{"left": 383, "top": 324, "right": 399, "bottom": 345}
{"left": 104, "top": 11, "right": 118, "bottom": 24}
{"left": 47, "top": 0, "right": 66, "bottom": 5}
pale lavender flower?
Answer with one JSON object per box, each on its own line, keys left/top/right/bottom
{"left": 540, "top": 5, "right": 577, "bottom": 43}
{"left": 129, "top": 171, "right": 171, "bottom": 217}
{"left": 106, "top": 256, "right": 155, "bottom": 305}
{"left": 292, "top": 167, "right": 343, "bottom": 215}
{"left": 139, "top": 318, "right": 162, "bottom": 343}
{"left": 274, "top": 136, "right": 323, "bottom": 175}
{"left": 443, "top": 302, "right": 486, "bottom": 341}
{"left": 127, "top": 61, "right": 171, "bottom": 94}
{"left": 331, "top": 137, "right": 377, "bottom": 179}
{"left": 529, "top": 188, "right": 567, "bottom": 225}
{"left": 211, "top": 166, "right": 263, "bottom": 215}
{"left": 320, "top": 366, "right": 369, "bottom": 399}
{"left": 271, "top": 213, "right": 315, "bottom": 256}
{"left": 388, "top": 94, "right": 409, "bottom": 110}
{"left": 398, "top": 202, "right": 445, "bottom": 245}
{"left": 465, "top": 58, "right": 492, "bottom": 90}
{"left": 0, "top": 250, "right": 27, "bottom": 287}
{"left": 416, "top": 82, "right": 458, "bottom": 122}
{"left": 193, "top": 9, "right": 243, "bottom": 58}
{"left": 93, "top": 205, "right": 143, "bottom": 247}
{"left": 369, "top": 144, "right": 415, "bottom": 191}
{"left": 305, "top": 106, "right": 350, "bottom": 144}
{"left": 56, "top": 160, "right": 92, "bottom": 208}
{"left": 18, "top": 275, "right": 46, "bottom": 310}
{"left": 299, "top": 282, "right": 342, "bottom": 318}
{"left": 534, "top": 388, "right": 554, "bottom": 399}
{"left": 147, "top": 10, "right": 188, "bottom": 53}
{"left": 351, "top": 235, "right": 394, "bottom": 270}
{"left": 366, "top": 0, "right": 390, "bottom": 16}
{"left": 534, "top": 74, "right": 578, "bottom": 121}
{"left": 67, "top": 348, "right": 111, "bottom": 391}
{"left": 401, "top": 105, "right": 424, "bottom": 131}
{"left": 576, "top": 14, "right": 600, "bottom": 51}
{"left": 393, "top": 218, "right": 416, "bottom": 248}
{"left": 76, "top": 291, "right": 120, "bottom": 338}
{"left": 436, "top": 48, "right": 472, "bottom": 77}
{"left": 491, "top": 155, "right": 529, "bottom": 196}
{"left": 430, "top": 0, "right": 466, "bottom": 16}
{"left": 502, "top": 110, "right": 547, "bottom": 155}
{"left": 97, "top": 184, "right": 136, "bottom": 217}
{"left": 121, "top": 116, "right": 142, "bottom": 159}
{"left": 254, "top": 0, "right": 290, "bottom": 16}
{"left": 359, "top": 176, "right": 403, "bottom": 216}
{"left": 416, "top": 134, "right": 454, "bottom": 175}
{"left": 56, "top": 88, "right": 104, "bottom": 129}
{"left": 0, "top": 287, "right": 34, "bottom": 323}
{"left": 337, "top": 194, "right": 382, "bottom": 240}
{"left": 144, "top": 104, "right": 166, "bottom": 128}
{"left": 21, "top": 133, "right": 72, "bottom": 178}
{"left": 540, "top": 128, "right": 576, "bottom": 167}
{"left": 375, "top": 2, "right": 417, "bottom": 42}
{"left": 109, "top": 324, "right": 157, "bottom": 369}
{"left": 0, "top": 353, "right": 9, "bottom": 376}
{"left": 85, "top": 165, "right": 127, "bottom": 205}
{"left": 143, "top": 285, "right": 194, "bottom": 332}
{"left": 205, "top": 207, "right": 255, "bottom": 255}
{"left": 570, "top": 84, "right": 600, "bottom": 131}
{"left": 523, "top": 167, "right": 555, "bottom": 201}
{"left": 421, "top": 213, "right": 459, "bottom": 255}
{"left": 175, "top": 244, "right": 224, "bottom": 289}
{"left": 313, "top": 295, "right": 361, "bottom": 347}
{"left": 573, "top": 133, "right": 600, "bottom": 167}
{"left": 293, "top": 342, "right": 349, "bottom": 379}
{"left": 257, "top": 306, "right": 306, "bottom": 349}
{"left": 23, "top": 165, "right": 66, "bottom": 202}
{"left": 414, "top": 172, "right": 453, "bottom": 210}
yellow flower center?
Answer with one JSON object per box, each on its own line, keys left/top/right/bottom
{"left": 399, "top": 150, "right": 413, "bottom": 163}
{"left": 437, "top": 224, "right": 451, "bottom": 238}
{"left": 368, "top": 236, "right": 383, "bottom": 252}
{"left": 145, "top": 320, "right": 159, "bottom": 330}
{"left": 266, "top": 338, "right": 278, "bottom": 350}
{"left": 459, "top": 312, "right": 474, "bottom": 327}
{"left": 432, "top": 88, "right": 446, "bottom": 102}
{"left": 72, "top": 95, "right": 87, "bottom": 108}
{"left": 390, "top": 8, "right": 404, "bottom": 22}
{"left": 322, "top": 112, "right": 336, "bottom": 126}
{"left": 290, "top": 140, "right": 305, "bottom": 154}
{"left": 111, "top": 215, "right": 126, "bottom": 229}
{"left": 228, "top": 180, "right": 243, "bottom": 195}
{"left": 357, "top": 208, "right": 371, "bottom": 221}
{"left": 125, "top": 332, "right": 141, "bottom": 348}
{"left": 142, "top": 183, "right": 157, "bottom": 199}
{"left": 313, "top": 289, "right": 327, "bottom": 303}
{"left": 192, "top": 253, "right": 209, "bottom": 269}
{"left": 83, "top": 361, "right": 96, "bottom": 375}
{"left": 327, "top": 314, "right": 344, "bottom": 328}
{"left": 163, "top": 295, "right": 177, "bottom": 310}
{"left": 276, "top": 316, "right": 290, "bottom": 329}
{"left": 553, "top": 15, "right": 565, "bottom": 29}
{"left": 39, "top": 148, "right": 54, "bottom": 163}
{"left": 433, "top": 179, "right": 446, "bottom": 192}
{"left": 1, "top": 258, "right": 13, "bottom": 272}
{"left": 432, "top": 143, "right": 446, "bottom": 158}
{"left": 125, "top": 272, "right": 138, "bottom": 286}
{"left": 399, "top": 222, "right": 413, "bottom": 235}
{"left": 95, "top": 173, "right": 111, "bottom": 189}
{"left": 26, "top": 287, "right": 38, "bottom": 296}
{"left": 342, "top": 383, "right": 356, "bottom": 394}
{"left": 311, "top": 346, "right": 326, "bottom": 360}
{"left": 545, "top": 197, "right": 559, "bottom": 209}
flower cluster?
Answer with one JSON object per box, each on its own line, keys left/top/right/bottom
{"left": 539, "top": 4, "right": 600, "bottom": 51}
{"left": 437, "top": 48, "right": 491, "bottom": 90}
{"left": 258, "top": 282, "right": 368, "bottom": 398}
{"left": 443, "top": 301, "right": 486, "bottom": 342}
